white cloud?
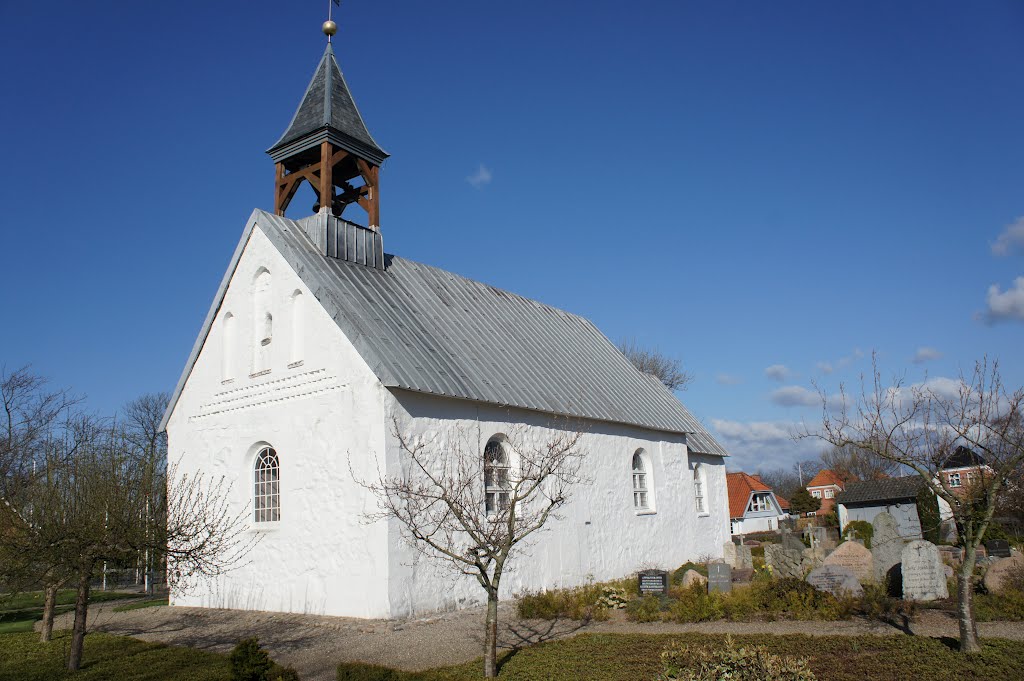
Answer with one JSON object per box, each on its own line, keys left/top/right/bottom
{"left": 836, "top": 348, "right": 864, "bottom": 370}
{"left": 711, "top": 418, "right": 823, "bottom": 471}
{"left": 982, "top": 277, "right": 1024, "bottom": 323}
{"left": 770, "top": 385, "right": 819, "bottom": 408}
{"left": 716, "top": 373, "right": 742, "bottom": 385}
{"left": 912, "top": 347, "right": 942, "bottom": 364}
{"left": 466, "top": 164, "right": 492, "bottom": 188}
{"left": 764, "top": 364, "right": 791, "bottom": 382}
{"left": 991, "top": 217, "right": 1024, "bottom": 257}
{"left": 816, "top": 361, "right": 834, "bottom": 375}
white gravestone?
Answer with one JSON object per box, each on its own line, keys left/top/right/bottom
{"left": 822, "top": 540, "right": 873, "bottom": 583}
{"left": 871, "top": 512, "right": 905, "bottom": 583}
{"left": 901, "top": 540, "right": 949, "bottom": 601}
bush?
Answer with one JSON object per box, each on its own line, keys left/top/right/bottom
{"left": 917, "top": 487, "right": 942, "bottom": 544}
{"left": 231, "top": 639, "right": 272, "bottom": 681}
{"left": 516, "top": 578, "right": 631, "bottom": 620}
{"left": 975, "top": 590, "right": 1024, "bottom": 621}
{"left": 657, "top": 636, "right": 816, "bottom": 681}
{"left": 337, "top": 663, "right": 413, "bottom": 681}
{"left": 626, "top": 594, "right": 664, "bottom": 622}
{"left": 671, "top": 562, "right": 708, "bottom": 584}
{"left": 856, "top": 582, "right": 916, "bottom": 622}
{"left": 665, "top": 583, "right": 724, "bottom": 623}
{"left": 229, "top": 638, "right": 299, "bottom": 681}
{"left": 842, "top": 521, "right": 874, "bottom": 549}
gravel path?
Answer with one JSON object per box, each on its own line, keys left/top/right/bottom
{"left": 49, "top": 602, "right": 1024, "bottom": 681}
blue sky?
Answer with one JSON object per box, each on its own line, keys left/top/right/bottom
{"left": 2, "top": 1, "right": 1022, "bottom": 472}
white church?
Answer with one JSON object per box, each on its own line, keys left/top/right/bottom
{"left": 160, "top": 29, "right": 731, "bottom": 619}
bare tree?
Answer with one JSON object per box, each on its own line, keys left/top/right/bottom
{"left": 357, "top": 419, "right": 586, "bottom": 678}
{"left": 820, "top": 443, "right": 899, "bottom": 482}
{"left": 617, "top": 339, "right": 693, "bottom": 391}
{"left": 804, "top": 355, "right": 1024, "bottom": 654}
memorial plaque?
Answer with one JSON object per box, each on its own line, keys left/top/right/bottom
{"left": 806, "top": 565, "right": 863, "bottom": 597}
{"left": 731, "top": 568, "right": 754, "bottom": 583}
{"left": 638, "top": 569, "right": 669, "bottom": 595}
{"left": 986, "top": 540, "right": 1011, "bottom": 559}
{"left": 901, "top": 540, "right": 948, "bottom": 601}
{"left": 822, "top": 540, "right": 873, "bottom": 583}
{"left": 708, "top": 562, "right": 732, "bottom": 593}
{"left": 723, "top": 542, "right": 738, "bottom": 567}
{"left": 871, "top": 512, "right": 905, "bottom": 582}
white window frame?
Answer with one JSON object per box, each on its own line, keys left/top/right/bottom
{"left": 484, "top": 439, "right": 510, "bottom": 515}
{"left": 948, "top": 472, "right": 962, "bottom": 488}
{"left": 748, "top": 493, "right": 772, "bottom": 513}
{"left": 632, "top": 450, "right": 655, "bottom": 513}
{"left": 824, "top": 489, "right": 834, "bottom": 499}
{"left": 811, "top": 489, "right": 822, "bottom": 499}
{"left": 693, "top": 464, "right": 707, "bottom": 515}
{"left": 253, "top": 446, "right": 281, "bottom": 524}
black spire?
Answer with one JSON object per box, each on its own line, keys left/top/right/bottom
{"left": 267, "top": 43, "right": 388, "bottom": 166}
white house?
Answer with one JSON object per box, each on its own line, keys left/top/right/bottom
{"left": 159, "top": 36, "right": 731, "bottom": 620}
{"left": 726, "top": 472, "right": 790, "bottom": 536}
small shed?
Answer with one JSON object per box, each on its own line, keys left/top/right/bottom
{"left": 836, "top": 475, "right": 925, "bottom": 539}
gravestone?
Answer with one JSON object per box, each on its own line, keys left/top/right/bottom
{"left": 765, "top": 543, "right": 805, "bottom": 579}
{"left": 731, "top": 568, "right": 754, "bottom": 583}
{"left": 806, "top": 565, "right": 864, "bottom": 597}
{"left": 723, "top": 542, "right": 738, "bottom": 567}
{"left": 638, "top": 569, "right": 669, "bottom": 595}
{"left": 802, "top": 546, "right": 828, "bottom": 570}
{"left": 805, "top": 526, "right": 829, "bottom": 550}
{"left": 822, "top": 540, "right": 873, "bottom": 583}
{"left": 708, "top": 562, "right": 732, "bottom": 593}
{"left": 781, "top": 529, "right": 805, "bottom": 552}
{"left": 983, "top": 555, "right": 1024, "bottom": 595}
{"left": 681, "top": 569, "right": 707, "bottom": 589}
{"left": 901, "top": 540, "right": 948, "bottom": 601}
{"left": 938, "top": 545, "right": 963, "bottom": 567}
{"left": 735, "top": 544, "right": 753, "bottom": 570}
{"left": 986, "top": 540, "right": 1011, "bottom": 559}
{"left": 871, "top": 512, "right": 905, "bottom": 582}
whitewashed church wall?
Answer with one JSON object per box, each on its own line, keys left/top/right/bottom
{"left": 381, "top": 390, "right": 729, "bottom": 617}
{"left": 165, "top": 225, "right": 393, "bottom": 618}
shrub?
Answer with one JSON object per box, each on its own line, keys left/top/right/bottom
{"left": 975, "top": 589, "right": 1024, "bottom": 621}
{"left": 856, "top": 582, "right": 916, "bottom": 622}
{"left": 337, "top": 663, "right": 413, "bottom": 681}
{"left": 657, "top": 636, "right": 816, "bottom": 681}
{"left": 665, "top": 583, "right": 724, "bottom": 623}
{"left": 231, "top": 638, "right": 273, "bottom": 681}
{"left": 842, "top": 521, "right": 874, "bottom": 549}
{"left": 917, "top": 486, "right": 942, "bottom": 544}
{"left": 626, "top": 594, "right": 664, "bottom": 622}
{"left": 671, "top": 562, "right": 708, "bottom": 584}
{"left": 269, "top": 664, "right": 300, "bottom": 681}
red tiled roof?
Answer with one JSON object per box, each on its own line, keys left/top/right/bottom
{"left": 727, "top": 472, "right": 774, "bottom": 520}
{"left": 807, "top": 469, "right": 846, "bottom": 489}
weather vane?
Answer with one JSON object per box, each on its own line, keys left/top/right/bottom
{"left": 323, "top": 0, "right": 341, "bottom": 41}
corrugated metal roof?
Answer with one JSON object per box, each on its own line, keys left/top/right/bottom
{"left": 161, "top": 209, "right": 730, "bottom": 457}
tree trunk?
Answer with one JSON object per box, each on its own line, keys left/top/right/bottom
{"left": 483, "top": 589, "right": 499, "bottom": 678}
{"left": 957, "top": 543, "right": 981, "bottom": 653}
{"left": 40, "top": 583, "right": 58, "bottom": 643}
{"left": 67, "top": 567, "right": 91, "bottom": 671}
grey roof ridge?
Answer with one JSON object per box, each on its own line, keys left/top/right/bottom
{"left": 268, "top": 47, "right": 331, "bottom": 152}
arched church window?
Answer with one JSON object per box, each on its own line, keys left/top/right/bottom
{"left": 221, "top": 312, "right": 235, "bottom": 382}
{"left": 252, "top": 268, "right": 272, "bottom": 374}
{"left": 484, "top": 439, "right": 510, "bottom": 514}
{"left": 290, "top": 290, "right": 303, "bottom": 365}
{"left": 632, "top": 450, "right": 651, "bottom": 510}
{"left": 254, "top": 447, "right": 280, "bottom": 523}
{"left": 694, "top": 464, "right": 706, "bottom": 514}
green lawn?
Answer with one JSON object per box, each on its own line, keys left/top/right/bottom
{"left": 0, "top": 631, "right": 229, "bottom": 681}
{"left": 0, "top": 590, "right": 139, "bottom": 634}
{"left": 338, "top": 633, "right": 1024, "bottom": 681}
{"left": 2, "top": 629, "right": 1022, "bottom": 681}
{"left": 112, "top": 596, "right": 169, "bottom": 613}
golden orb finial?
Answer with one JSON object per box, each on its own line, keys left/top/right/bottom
{"left": 322, "top": 20, "right": 338, "bottom": 37}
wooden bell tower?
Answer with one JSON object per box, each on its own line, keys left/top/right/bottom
{"left": 267, "top": 35, "right": 388, "bottom": 228}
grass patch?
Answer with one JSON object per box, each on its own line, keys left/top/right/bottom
{"left": 112, "top": 596, "right": 169, "bottom": 613}
{"left": 335, "top": 633, "right": 1024, "bottom": 680}
{"left": 0, "top": 631, "right": 230, "bottom": 681}
{"left": 0, "top": 590, "right": 140, "bottom": 635}
{"left": 976, "top": 590, "right": 1024, "bottom": 621}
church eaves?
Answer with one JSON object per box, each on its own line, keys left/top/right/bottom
{"left": 267, "top": 43, "right": 388, "bottom": 167}
{"left": 160, "top": 210, "right": 731, "bottom": 459}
